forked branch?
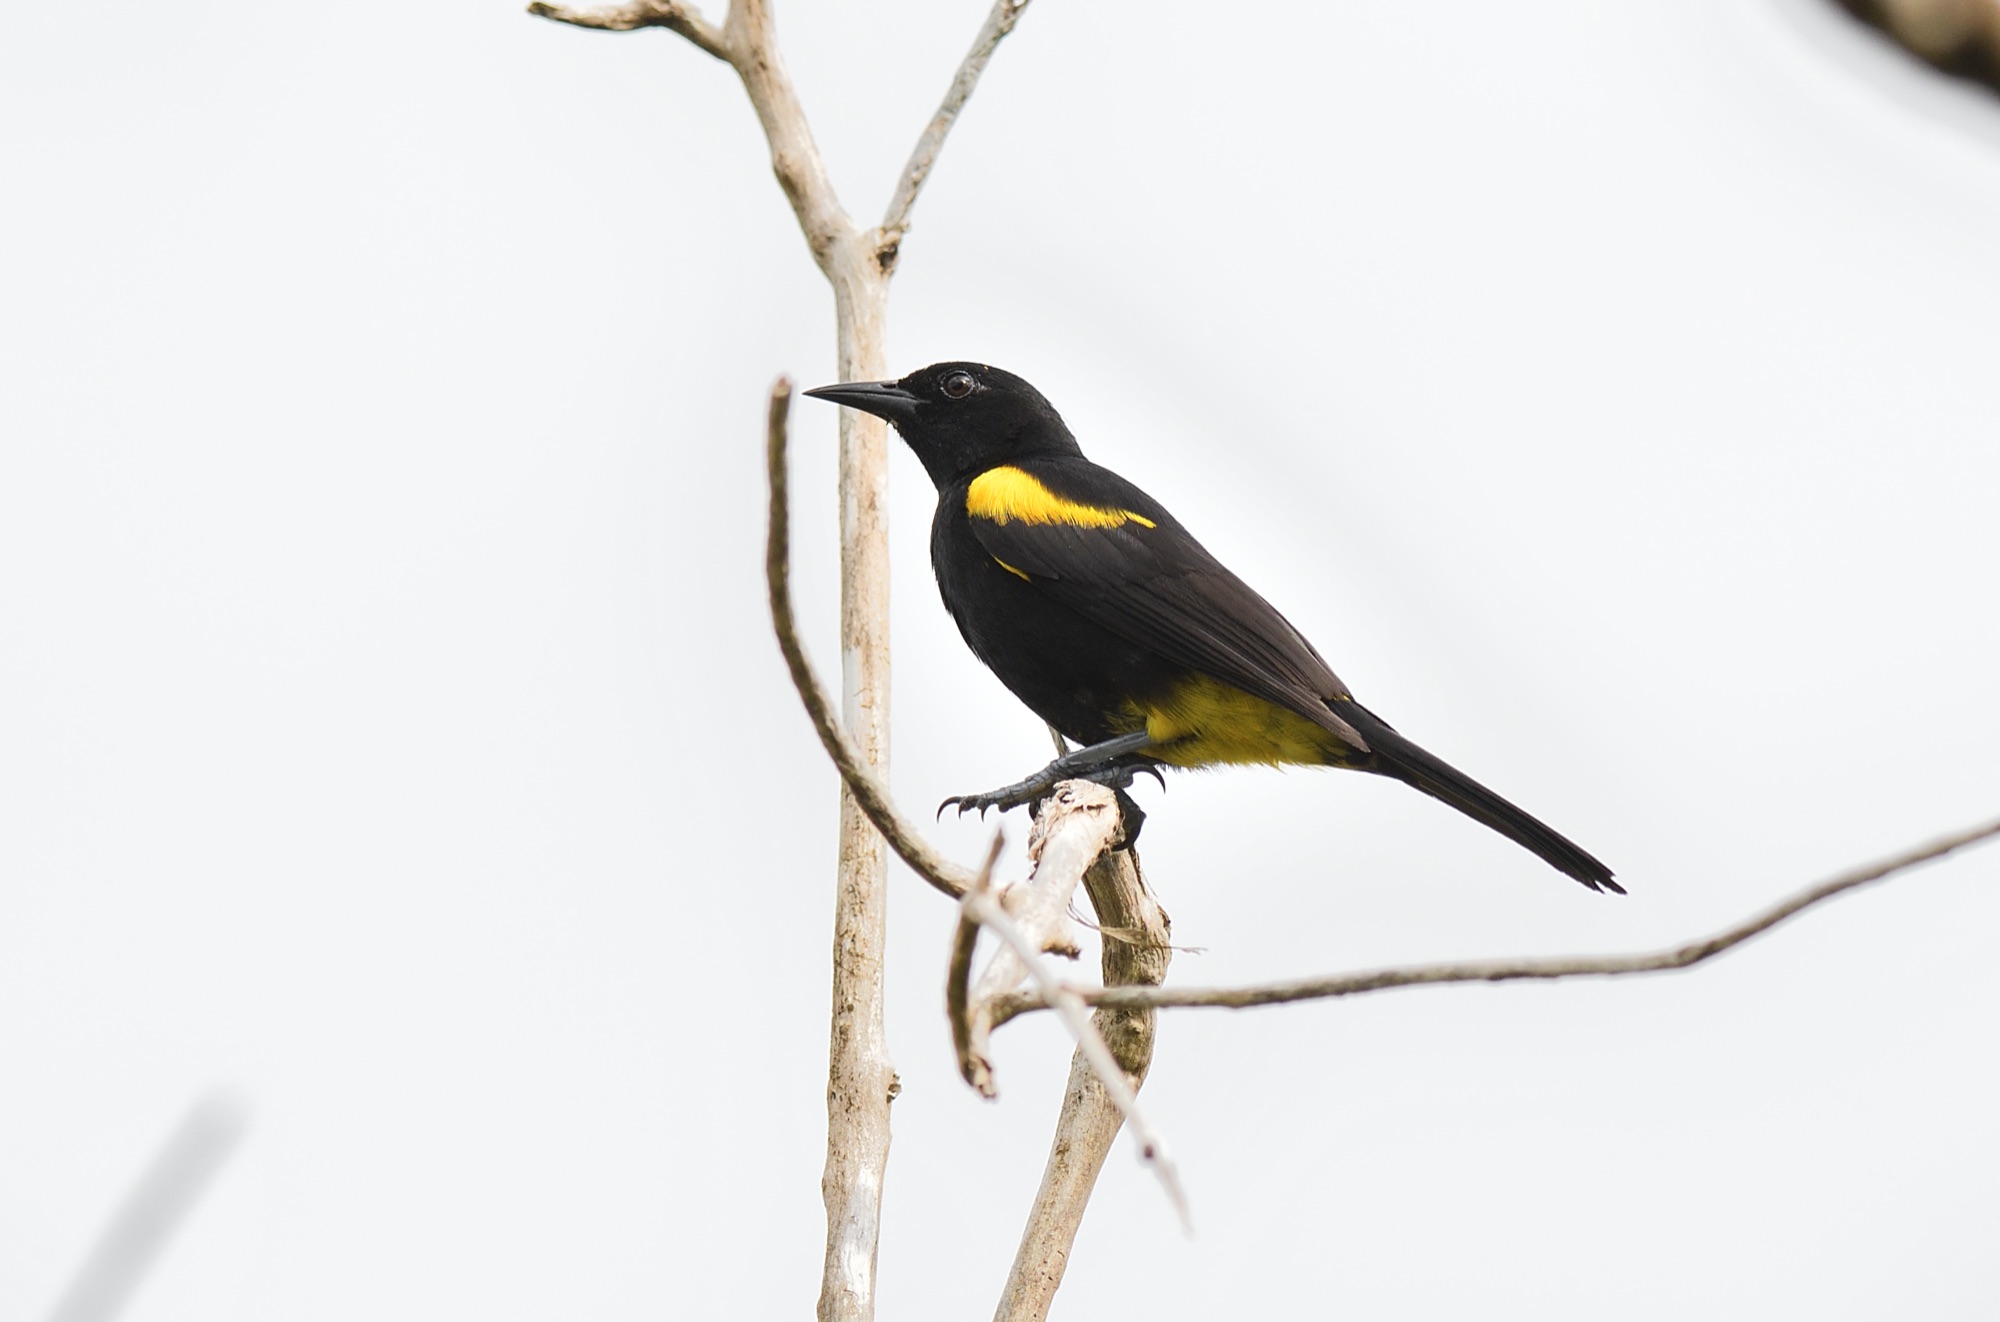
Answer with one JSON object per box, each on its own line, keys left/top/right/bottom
{"left": 880, "top": 0, "right": 1035, "bottom": 263}
{"left": 533, "top": 6, "right": 1040, "bottom": 1319}
{"left": 946, "top": 789, "right": 1189, "bottom": 1229}
{"left": 530, "top": 0, "right": 1035, "bottom": 274}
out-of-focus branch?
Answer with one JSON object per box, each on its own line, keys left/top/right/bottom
{"left": 47, "top": 1094, "right": 250, "bottom": 1322}
{"left": 878, "top": 0, "right": 1034, "bottom": 268}
{"left": 1833, "top": 0, "right": 2000, "bottom": 91}
{"left": 766, "top": 381, "right": 975, "bottom": 900}
{"left": 993, "top": 814, "right": 2000, "bottom": 1024}
{"left": 527, "top": 0, "right": 728, "bottom": 59}
{"left": 947, "top": 785, "right": 1188, "bottom": 1228}
{"left": 995, "top": 841, "right": 1175, "bottom": 1322}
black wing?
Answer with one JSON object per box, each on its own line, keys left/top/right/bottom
{"left": 963, "top": 458, "right": 1371, "bottom": 752}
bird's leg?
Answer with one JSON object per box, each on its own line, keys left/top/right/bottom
{"left": 940, "top": 731, "right": 1157, "bottom": 818}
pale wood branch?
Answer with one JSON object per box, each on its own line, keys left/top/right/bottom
{"left": 990, "top": 813, "right": 2000, "bottom": 1025}
{"left": 529, "top": 0, "right": 856, "bottom": 270}
{"left": 995, "top": 842, "right": 1174, "bottom": 1322}
{"left": 766, "top": 380, "right": 975, "bottom": 900}
{"left": 538, "top": 8, "right": 1041, "bottom": 1318}
{"left": 948, "top": 788, "right": 1104, "bottom": 1098}
{"left": 724, "top": 0, "right": 859, "bottom": 274}
{"left": 879, "top": 0, "right": 1035, "bottom": 265}
{"left": 527, "top": 0, "right": 728, "bottom": 59}
{"left": 712, "top": 0, "right": 1035, "bottom": 1301}
{"left": 947, "top": 785, "right": 1190, "bottom": 1229}
{"left": 946, "top": 837, "right": 1005, "bottom": 1091}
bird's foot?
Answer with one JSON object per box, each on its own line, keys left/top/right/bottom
{"left": 938, "top": 731, "right": 1157, "bottom": 819}
{"left": 937, "top": 780, "right": 1047, "bottom": 818}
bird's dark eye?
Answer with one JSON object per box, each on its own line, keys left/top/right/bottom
{"left": 941, "top": 371, "right": 976, "bottom": 399}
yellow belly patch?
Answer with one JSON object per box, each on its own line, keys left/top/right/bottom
{"left": 1120, "top": 674, "right": 1347, "bottom": 768}
{"left": 967, "top": 465, "right": 1157, "bottom": 530}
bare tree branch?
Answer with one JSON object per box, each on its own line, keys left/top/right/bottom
{"left": 527, "top": 0, "right": 729, "bottom": 59}
{"left": 949, "top": 791, "right": 1101, "bottom": 1099}
{"left": 539, "top": 9, "right": 1041, "bottom": 1318}
{"left": 951, "top": 786, "right": 1189, "bottom": 1228}
{"left": 1832, "top": 0, "right": 2000, "bottom": 92}
{"left": 992, "top": 813, "right": 2000, "bottom": 1024}
{"left": 879, "top": 0, "right": 1034, "bottom": 265}
{"left": 947, "top": 833, "right": 1008, "bottom": 1087}
{"left": 48, "top": 1094, "right": 249, "bottom": 1322}
{"left": 970, "top": 891, "right": 1186, "bottom": 1226}
{"left": 528, "top": 0, "right": 856, "bottom": 272}
{"left": 766, "top": 381, "right": 976, "bottom": 900}
{"left": 724, "top": 0, "right": 862, "bottom": 274}
{"left": 996, "top": 845, "right": 1174, "bottom": 1322}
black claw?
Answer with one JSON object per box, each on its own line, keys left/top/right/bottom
{"left": 1112, "top": 787, "right": 1147, "bottom": 847}
{"left": 941, "top": 791, "right": 1017, "bottom": 818}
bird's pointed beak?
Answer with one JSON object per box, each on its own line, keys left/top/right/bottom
{"left": 802, "top": 380, "right": 921, "bottom": 426}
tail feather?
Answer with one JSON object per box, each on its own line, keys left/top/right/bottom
{"left": 1340, "top": 703, "right": 1621, "bottom": 894}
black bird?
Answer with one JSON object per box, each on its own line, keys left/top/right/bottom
{"left": 805, "top": 363, "right": 1619, "bottom": 892}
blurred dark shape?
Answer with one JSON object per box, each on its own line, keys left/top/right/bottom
{"left": 1835, "top": 0, "right": 2000, "bottom": 91}
{"left": 45, "top": 1094, "right": 250, "bottom": 1322}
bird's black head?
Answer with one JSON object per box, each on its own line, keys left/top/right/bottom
{"left": 804, "top": 362, "right": 1082, "bottom": 489}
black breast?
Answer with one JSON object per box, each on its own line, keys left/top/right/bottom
{"left": 928, "top": 489, "right": 1178, "bottom": 746}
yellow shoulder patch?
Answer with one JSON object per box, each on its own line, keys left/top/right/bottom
{"left": 966, "top": 466, "right": 1156, "bottom": 530}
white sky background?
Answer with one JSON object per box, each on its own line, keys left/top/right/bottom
{"left": 3, "top": 0, "right": 1998, "bottom": 1316}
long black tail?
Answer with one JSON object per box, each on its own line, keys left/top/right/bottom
{"left": 1339, "top": 702, "right": 1621, "bottom": 893}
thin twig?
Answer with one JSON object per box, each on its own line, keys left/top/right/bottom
{"left": 878, "top": 0, "right": 1034, "bottom": 261}
{"left": 991, "top": 813, "right": 2000, "bottom": 1024}
{"left": 526, "top": 0, "right": 729, "bottom": 59}
{"left": 766, "top": 380, "right": 975, "bottom": 899}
